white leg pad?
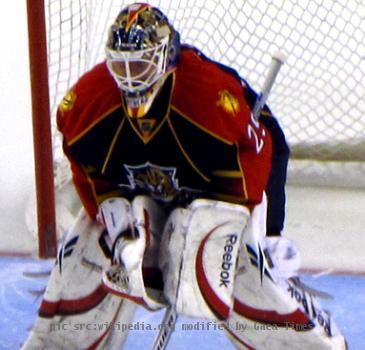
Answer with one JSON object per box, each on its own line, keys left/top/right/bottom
{"left": 21, "top": 209, "right": 136, "bottom": 350}
{"left": 224, "top": 201, "right": 347, "bottom": 350}
{"left": 159, "top": 199, "right": 250, "bottom": 320}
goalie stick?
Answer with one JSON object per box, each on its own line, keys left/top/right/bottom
{"left": 251, "top": 53, "right": 334, "bottom": 300}
{"left": 150, "top": 51, "right": 286, "bottom": 350}
{"left": 252, "top": 50, "right": 287, "bottom": 120}
{"left": 151, "top": 305, "right": 178, "bottom": 350}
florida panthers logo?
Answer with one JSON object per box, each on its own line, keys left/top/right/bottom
{"left": 122, "top": 162, "right": 180, "bottom": 201}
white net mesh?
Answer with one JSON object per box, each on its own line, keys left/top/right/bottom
{"left": 46, "top": 0, "right": 365, "bottom": 188}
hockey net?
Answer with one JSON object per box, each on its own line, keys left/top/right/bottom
{"left": 28, "top": 0, "right": 365, "bottom": 256}
{"left": 45, "top": 0, "right": 365, "bottom": 188}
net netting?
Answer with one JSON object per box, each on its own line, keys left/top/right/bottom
{"left": 46, "top": 0, "right": 365, "bottom": 188}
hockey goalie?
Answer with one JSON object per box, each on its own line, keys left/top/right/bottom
{"left": 22, "top": 3, "right": 346, "bottom": 349}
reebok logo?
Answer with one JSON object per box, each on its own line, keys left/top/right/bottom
{"left": 220, "top": 234, "right": 238, "bottom": 288}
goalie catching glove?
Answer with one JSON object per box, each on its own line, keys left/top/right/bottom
{"left": 98, "top": 196, "right": 167, "bottom": 310}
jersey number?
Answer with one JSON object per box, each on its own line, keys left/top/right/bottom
{"left": 247, "top": 124, "right": 265, "bottom": 154}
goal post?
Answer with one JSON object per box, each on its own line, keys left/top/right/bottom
{"left": 26, "top": 0, "right": 57, "bottom": 258}
{"left": 27, "top": 0, "right": 365, "bottom": 257}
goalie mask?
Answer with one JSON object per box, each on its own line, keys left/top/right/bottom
{"left": 106, "top": 3, "right": 180, "bottom": 118}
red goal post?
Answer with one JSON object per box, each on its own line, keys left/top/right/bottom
{"left": 27, "top": 0, "right": 57, "bottom": 258}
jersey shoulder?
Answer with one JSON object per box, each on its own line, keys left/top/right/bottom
{"left": 57, "top": 62, "right": 122, "bottom": 143}
{"left": 172, "top": 46, "right": 253, "bottom": 142}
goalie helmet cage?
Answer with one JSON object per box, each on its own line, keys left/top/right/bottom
{"left": 27, "top": 0, "right": 365, "bottom": 258}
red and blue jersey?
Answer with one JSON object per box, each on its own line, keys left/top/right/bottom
{"left": 57, "top": 46, "right": 273, "bottom": 218}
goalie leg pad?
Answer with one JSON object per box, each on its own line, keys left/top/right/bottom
{"left": 22, "top": 209, "right": 137, "bottom": 350}
{"left": 159, "top": 199, "right": 250, "bottom": 320}
{"left": 223, "top": 201, "right": 347, "bottom": 350}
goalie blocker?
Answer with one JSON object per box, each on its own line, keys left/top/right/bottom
{"left": 23, "top": 196, "right": 346, "bottom": 349}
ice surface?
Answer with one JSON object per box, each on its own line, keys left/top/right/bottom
{"left": 1, "top": 257, "right": 364, "bottom": 350}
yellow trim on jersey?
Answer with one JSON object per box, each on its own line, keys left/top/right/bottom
{"left": 122, "top": 74, "right": 175, "bottom": 144}
{"left": 125, "top": 107, "right": 168, "bottom": 144}
{"left": 260, "top": 110, "right": 272, "bottom": 117}
{"left": 235, "top": 142, "right": 248, "bottom": 200}
{"left": 83, "top": 164, "right": 124, "bottom": 205}
{"left": 68, "top": 103, "right": 123, "bottom": 146}
{"left": 82, "top": 165, "right": 99, "bottom": 205}
{"left": 101, "top": 118, "right": 126, "bottom": 174}
{"left": 212, "top": 170, "right": 242, "bottom": 178}
{"left": 211, "top": 192, "right": 246, "bottom": 204}
{"left": 170, "top": 105, "right": 234, "bottom": 146}
{"left": 95, "top": 190, "right": 125, "bottom": 205}
{"left": 167, "top": 117, "right": 211, "bottom": 183}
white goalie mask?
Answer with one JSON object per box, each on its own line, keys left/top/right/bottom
{"left": 105, "top": 3, "right": 180, "bottom": 118}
